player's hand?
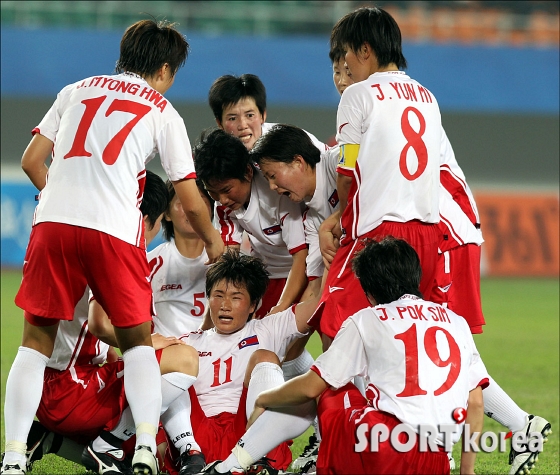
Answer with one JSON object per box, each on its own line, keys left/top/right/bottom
{"left": 204, "top": 230, "right": 225, "bottom": 265}
{"left": 106, "top": 347, "right": 120, "bottom": 363}
{"left": 151, "top": 333, "right": 186, "bottom": 350}
{"left": 319, "top": 213, "right": 341, "bottom": 269}
{"left": 246, "top": 404, "right": 266, "bottom": 430}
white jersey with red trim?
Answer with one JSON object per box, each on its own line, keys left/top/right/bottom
{"left": 180, "top": 307, "right": 306, "bottom": 416}
{"left": 336, "top": 71, "right": 441, "bottom": 241}
{"left": 47, "top": 289, "right": 109, "bottom": 372}
{"left": 32, "top": 73, "right": 195, "bottom": 248}
{"left": 303, "top": 145, "right": 340, "bottom": 278}
{"left": 148, "top": 240, "right": 209, "bottom": 336}
{"left": 216, "top": 170, "right": 307, "bottom": 279}
{"left": 313, "top": 295, "right": 489, "bottom": 446}
{"left": 438, "top": 129, "right": 483, "bottom": 252}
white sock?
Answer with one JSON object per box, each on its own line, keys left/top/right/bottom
{"left": 282, "top": 349, "right": 314, "bottom": 381}
{"left": 220, "top": 362, "right": 315, "bottom": 473}
{"left": 122, "top": 346, "right": 162, "bottom": 453}
{"left": 110, "top": 406, "right": 135, "bottom": 441}
{"left": 3, "top": 347, "right": 49, "bottom": 467}
{"left": 161, "top": 372, "right": 197, "bottom": 413}
{"left": 483, "top": 376, "right": 528, "bottom": 432}
{"left": 161, "top": 391, "right": 200, "bottom": 454}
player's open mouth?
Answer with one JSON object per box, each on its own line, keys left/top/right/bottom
{"left": 219, "top": 315, "right": 233, "bottom": 322}
{"left": 239, "top": 134, "right": 252, "bottom": 144}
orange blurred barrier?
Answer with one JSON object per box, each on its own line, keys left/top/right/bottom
{"left": 476, "top": 192, "right": 559, "bottom": 276}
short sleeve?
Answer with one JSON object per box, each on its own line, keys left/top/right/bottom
{"left": 312, "top": 318, "right": 367, "bottom": 389}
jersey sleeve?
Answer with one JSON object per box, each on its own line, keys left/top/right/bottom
{"left": 303, "top": 210, "right": 323, "bottom": 278}
{"left": 279, "top": 198, "right": 307, "bottom": 255}
{"left": 216, "top": 205, "right": 243, "bottom": 246}
{"left": 33, "top": 85, "right": 73, "bottom": 141}
{"left": 335, "top": 85, "right": 367, "bottom": 175}
{"left": 258, "top": 307, "right": 308, "bottom": 360}
{"left": 157, "top": 118, "right": 196, "bottom": 181}
{"left": 466, "top": 332, "right": 490, "bottom": 391}
{"left": 311, "top": 318, "right": 367, "bottom": 389}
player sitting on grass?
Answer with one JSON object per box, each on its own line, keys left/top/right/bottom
{"left": 201, "top": 237, "right": 488, "bottom": 475}
{"left": 155, "top": 250, "right": 321, "bottom": 475}
{"left": 14, "top": 171, "right": 200, "bottom": 475}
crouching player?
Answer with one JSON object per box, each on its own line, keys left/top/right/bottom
{"left": 208, "top": 237, "right": 489, "bottom": 475}
{"left": 158, "top": 250, "right": 320, "bottom": 475}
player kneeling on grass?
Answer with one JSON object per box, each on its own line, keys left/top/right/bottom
{"left": 201, "top": 237, "right": 490, "bottom": 475}
{"left": 154, "top": 250, "right": 320, "bottom": 475}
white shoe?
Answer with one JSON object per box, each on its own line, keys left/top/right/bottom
{"left": 447, "top": 452, "right": 456, "bottom": 471}
{"left": 509, "top": 415, "right": 552, "bottom": 475}
{"left": 132, "top": 445, "right": 159, "bottom": 475}
{"left": 291, "top": 435, "right": 319, "bottom": 472}
{"left": 1, "top": 463, "right": 26, "bottom": 475}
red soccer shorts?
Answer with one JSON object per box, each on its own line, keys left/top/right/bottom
{"left": 16, "top": 222, "right": 153, "bottom": 328}
{"left": 315, "top": 221, "right": 440, "bottom": 340}
{"left": 316, "top": 384, "right": 449, "bottom": 475}
{"left": 163, "top": 386, "right": 292, "bottom": 474}
{"left": 432, "top": 243, "right": 485, "bottom": 334}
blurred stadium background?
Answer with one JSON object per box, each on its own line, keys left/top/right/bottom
{"left": 1, "top": 0, "right": 559, "bottom": 276}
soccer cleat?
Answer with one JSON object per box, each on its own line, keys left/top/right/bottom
{"left": 178, "top": 446, "right": 206, "bottom": 475}
{"left": 1, "top": 463, "right": 26, "bottom": 475}
{"left": 193, "top": 460, "right": 232, "bottom": 474}
{"left": 246, "top": 457, "right": 278, "bottom": 475}
{"left": 81, "top": 442, "right": 132, "bottom": 475}
{"left": 132, "top": 445, "right": 159, "bottom": 475}
{"left": 509, "top": 415, "right": 552, "bottom": 475}
{"left": 26, "top": 420, "right": 58, "bottom": 470}
{"left": 297, "top": 459, "right": 316, "bottom": 475}
{"left": 447, "top": 452, "right": 456, "bottom": 471}
{"left": 290, "top": 435, "right": 319, "bottom": 472}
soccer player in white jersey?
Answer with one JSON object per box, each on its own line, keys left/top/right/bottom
{"left": 155, "top": 250, "right": 320, "bottom": 475}
{"left": 2, "top": 19, "right": 224, "bottom": 475}
{"left": 194, "top": 129, "right": 308, "bottom": 319}
{"left": 19, "top": 170, "right": 200, "bottom": 475}
{"left": 312, "top": 7, "right": 442, "bottom": 357}
{"left": 220, "top": 237, "right": 487, "bottom": 475}
{"left": 324, "top": 28, "right": 552, "bottom": 475}
{"left": 148, "top": 180, "right": 214, "bottom": 336}
{"left": 251, "top": 125, "right": 339, "bottom": 329}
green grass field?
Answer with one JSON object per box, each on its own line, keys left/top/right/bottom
{"left": 1, "top": 270, "right": 559, "bottom": 474}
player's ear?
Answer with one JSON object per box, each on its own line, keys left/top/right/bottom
{"left": 262, "top": 109, "right": 267, "bottom": 124}
{"left": 215, "top": 117, "right": 224, "bottom": 129}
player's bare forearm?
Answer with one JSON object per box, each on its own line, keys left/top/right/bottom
{"left": 336, "top": 173, "right": 352, "bottom": 215}
{"left": 88, "top": 300, "right": 119, "bottom": 347}
{"left": 172, "top": 178, "right": 225, "bottom": 263}
{"left": 460, "top": 386, "right": 484, "bottom": 475}
{"left": 319, "top": 210, "right": 341, "bottom": 268}
{"left": 21, "top": 133, "right": 53, "bottom": 190}
{"left": 256, "top": 371, "right": 327, "bottom": 409}
{"left": 299, "top": 277, "right": 321, "bottom": 303}
{"left": 269, "top": 248, "right": 308, "bottom": 314}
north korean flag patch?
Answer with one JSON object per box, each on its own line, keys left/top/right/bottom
{"left": 238, "top": 335, "right": 259, "bottom": 349}
{"left": 328, "top": 189, "right": 339, "bottom": 208}
{"left": 263, "top": 224, "right": 281, "bottom": 235}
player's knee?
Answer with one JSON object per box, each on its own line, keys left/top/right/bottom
{"left": 244, "top": 349, "right": 280, "bottom": 384}
{"left": 161, "top": 344, "right": 199, "bottom": 377}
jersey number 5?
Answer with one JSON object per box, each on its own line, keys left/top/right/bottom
{"left": 394, "top": 323, "right": 461, "bottom": 397}
{"left": 64, "top": 95, "right": 152, "bottom": 165}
